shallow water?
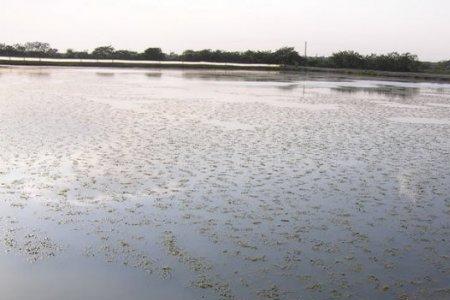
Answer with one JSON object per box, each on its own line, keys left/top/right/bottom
{"left": 0, "top": 66, "right": 449, "bottom": 300}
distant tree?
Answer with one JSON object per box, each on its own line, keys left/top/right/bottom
{"left": 0, "top": 44, "right": 19, "bottom": 57}
{"left": 273, "top": 47, "right": 304, "bottom": 65}
{"left": 92, "top": 46, "right": 115, "bottom": 59}
{"left": 365, "top": 52, "right": 421, "bottom": 72}
{"left": 395, "top": 52, "right": 420, "bottom": 72}
{"left": 142, "top": 48, "right": 166, "bottom": 60}
{"left": 166, "top": 52, "right": 180, "bottom": 61}
{"left": 24, "top": 42, "right": 48, "bottom": 52}
{"left": 331, "top": 51, "right": 366, "bottom": 69}
{"left": 305, "top": 56, "right": 332, "bottom": 68}
{"left": 114, "top": 50, "right": 139, "bottom": 60}
{"left": 65, "top": 49, "right": 90, "bottom": 59}
{"left": 13, "top": 44, "right": 26, "bottom": 55}
{"left": 19, "top": 42, "right": 58, "bottom": 57}
{"left": 0, "top": 43, "right": 6, "bottom": 55}
{"left": 66, "top": 49, "right": 75, "bottom": 57}
{"left": 180, "top": 50, "right": 197, "bottom": 61}
{"left": 436, "top": 60, "right": 450, "bottom": 73}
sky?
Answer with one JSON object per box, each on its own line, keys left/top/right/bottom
{"left": 0, "top": 0, "right": 449, "bottom": 61}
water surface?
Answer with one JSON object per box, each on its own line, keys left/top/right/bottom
{"left": 0, "top": 66, "right": 449, "bottom": 299}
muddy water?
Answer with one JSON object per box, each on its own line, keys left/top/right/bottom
{"left": 0, "top": 66, "right": 449, "bottom": 300}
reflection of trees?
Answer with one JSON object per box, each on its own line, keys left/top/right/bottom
{"left": 331, "top": 85, "right": 420, "bottom": 98}
{"left": 181, "top": 71, "right": 305, "bottom": 83}
{"left": 181, "top": 71, "right": 281, "bottom": 82}
{"left": 96, "top": 72, "right": 115, "bottom": 77}
{"left": 277, "top": 84, "right": 299, "bottom": 91}
{"left": 145, "top": 72, "right": 162, "bottom": 78}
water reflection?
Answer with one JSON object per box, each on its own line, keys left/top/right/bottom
{"left": 145, "top": 72, "right": 162, "bottom": 78}
{"left": 181, "top": 71, "right": 291, "bottom": 82}
{"left": 96, "top": 72, "right": 115, "bottom": 77}
{"left": 20, "top": 71, "right": 51, "bottom": 77}
{"left": 331, "top": 84, "right": 420, "bottom": 98}
{"left": 181, "top": 70, "right": 355, "bottom": 84}
{"left": 276, "top": 83, "right": 300, "bottom": 91}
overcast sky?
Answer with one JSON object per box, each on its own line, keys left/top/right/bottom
{"left": 0, "top": 0, "right": 449, "bottom": 61}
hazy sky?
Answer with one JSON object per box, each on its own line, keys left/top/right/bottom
{"left": 0, "top": 0, "right": 449, "bottom": 61}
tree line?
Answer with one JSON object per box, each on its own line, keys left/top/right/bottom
{"left": 307, "top": 51, "right": 422, "bottom": 72}
{"left": 1, "top": 41, "right": 447, "bottom": 73}
{"left": 0, "top": 42, "right": 304, "bottom": 65}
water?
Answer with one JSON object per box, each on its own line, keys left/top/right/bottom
{"left": 0, "top": 66, "right": 449, "bottom": 300}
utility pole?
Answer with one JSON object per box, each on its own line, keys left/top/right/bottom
{"left": 304, "top": 41, "right": 308, "bottom": 66}
{"left": 304, "top": 41, "right": 308, "bottom": 59}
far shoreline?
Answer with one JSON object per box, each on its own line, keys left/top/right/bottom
{"left": 1, "top": 58, "right": 450, "bottom": 83}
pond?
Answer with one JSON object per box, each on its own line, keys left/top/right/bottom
{"left": 0, "top": 66, "right": 449, "bottom": 299}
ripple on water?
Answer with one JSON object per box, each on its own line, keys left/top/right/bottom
{"left": 388, "top": 117, "right": 450, "bottom": 125}
{"left": 372, "top": 100, "right": 429, "bottom": 109}
{"left": 426, "top": 102, "right": 450, "bottom": 108}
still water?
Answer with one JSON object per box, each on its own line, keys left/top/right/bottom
{"left": 0, "top": 66, "right": 449, "bottom": 300}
